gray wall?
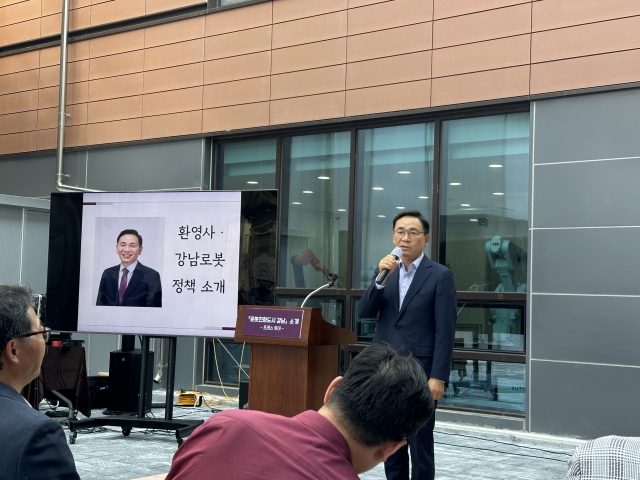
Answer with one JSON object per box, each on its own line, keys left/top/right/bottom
{"left": 0, "top": 139, "right": 211, "bottom": 387}
{"left": 529, "top": 88, "right": 640, "bottom": 438}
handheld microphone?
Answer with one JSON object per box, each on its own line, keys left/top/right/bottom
{"left": 376, "top": 247, "right": 403, "bottom": 285}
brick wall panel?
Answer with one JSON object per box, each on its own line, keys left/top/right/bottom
{"left": 203, "top": 51, "right": 271, "bottom": 84}
{"left": 143, "top": 63, "right": 203, "bottom": 94}
{"left": 532, "top": 0, "right": 640, "bottom": 32}
{"left": 87, "top": 118, "right": 142, "bottom": 144}
{"left": 431, "top": 65, "right": 529, "bottom": 106}
{"left": 346, "top": 51, "right": 431, "bottom": 89}
{"left": 89, "top": 50, "right": 144, "bottom": 80}
{"left": 273, "top": 0, "right": 347, "bottom": 24}
{"left": 434, "top": 0, "right": 529, "bottom": 20}
{"left": 88, "top": 96, "right": 143, "bottom": 123}
{"left": 345, "top": 79, "right": 431, "bottom": 116}
{"left": 142, "top": 86, "right": 203, "bottom": 116}
{"left": 271, "top": 65, "right": 346, "bottom": 100}
{"left": 202, "top": 101, "right": 270, "bottom": 132}
{"left": 0, "top": 50, "right": 39, "bottom": 75}
{"left": 347, "top": 0, "right": 432, "bottom": 36}
{"left": 204, "top": 25, "right": 272, "bottom": 61}
{"left": 88, "top": 73, "right": 144, "bottom": 102}
{"left": 0, "top": 110, "right": 37, "bottom": 135}
{"left": 531, "top": 50, "right": 640, "bottom": 95}
{"left": 144, "top": 39, "right": 204, "bottom": 71}
{"left": 270, "top": 91, "right": 345, "bottom": 125}
{"left": 532, "top": 16, "right": 640, "bottom": 64}
{"left": 433, "top": 3, "right": 530, "bottom": 49}
{"left": 347, "top": 22, "right": 432, "bottom": 63}
{"left": 144, "top": 16, "right": 205, "bottom": 49}
{"left": 205, "top": 1, "right": 272, "bottom": 36}
{"left": 272, "top": 38, "right": 346, "bottom": 74}
{"left": 272, "top": 11, "right": 347, "bottom": 49}
{"left": 432, "top": 34, "right": 530, "bottom": 78}
{"left": 203, "top": 76, "right": 271, "bottom": 109}
{"left": 0, "top": 69, "right": 39, "bottom": 96}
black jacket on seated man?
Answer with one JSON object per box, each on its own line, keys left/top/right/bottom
{"left": 96, "top": 262, "right": 162, "bottom": 307}
{"left": 0, "top": 284, "right": 80, "bottom": 480}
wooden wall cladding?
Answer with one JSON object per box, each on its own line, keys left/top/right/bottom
{"left": 3, "top": 0, "right": 640, "bottom": 155}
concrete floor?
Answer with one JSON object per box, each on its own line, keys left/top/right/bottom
{"left": 45, "top": 392, "right": 583, "bottom": 480}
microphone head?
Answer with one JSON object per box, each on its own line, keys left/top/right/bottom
{"left": 390, "top": 247, "right": 403, "bottom": 259}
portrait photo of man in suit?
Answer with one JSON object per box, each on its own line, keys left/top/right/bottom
{"left": 359, "top": 210, "right": 457, "bottom": 480}
{"left": 96, "top": 229, "right": 162, "bottom": 307}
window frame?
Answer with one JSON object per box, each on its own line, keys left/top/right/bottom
{"left": 210, "top": 102, "right": 530, "bottom": 406}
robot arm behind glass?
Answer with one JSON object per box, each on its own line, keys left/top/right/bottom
{"left": 485, "top": 236, "right": 527, "bottom": 340}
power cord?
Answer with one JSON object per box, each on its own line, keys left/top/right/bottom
{"left": 434, "top": 430, "right": 573, "bottom": 456}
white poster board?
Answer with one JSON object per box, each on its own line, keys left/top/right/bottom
{"left": 77, "top": 191, "right": 241, "bottom": 337}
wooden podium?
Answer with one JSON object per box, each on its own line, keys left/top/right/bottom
{"left": 234, "top": 305, "right": 356, "bottom": 417}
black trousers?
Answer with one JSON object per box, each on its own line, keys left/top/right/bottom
{"left": 384, "top": 401, "right": 437, "bottom": 480}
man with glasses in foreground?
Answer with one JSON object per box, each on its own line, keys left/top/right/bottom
{"left": 0, "top": 284, "right": 80, "bottom": 480}
{"left": 359, "top": 210, "right": 457, "bottom": 480}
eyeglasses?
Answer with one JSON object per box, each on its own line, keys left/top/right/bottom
{"left": 393, "top": 229, "right": 425, "bottom": 238}
{"left": 16, "top": 327, "right": 51, "bottom": 343}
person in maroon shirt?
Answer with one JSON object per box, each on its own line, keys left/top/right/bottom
{"left": 167, "top": 344, "right": 434, "bottom": 479}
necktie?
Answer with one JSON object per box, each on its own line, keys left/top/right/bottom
{"left": 119, "top": 268, "right": 129, "bottom": 305}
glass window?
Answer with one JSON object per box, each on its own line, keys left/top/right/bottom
{"left": 278, "top": 296, "right": 345, "bottom": 328}
{"left": 354, "top": 123, "right": 434, "bottom": 289}
{"left": 218, "top": 139, "right": 277, "bottom": 190}
{"left": 440, "top": 113, "right": 529, "bottom": 292}
{"left": 206, "top": 339, "right": 250, "bottom": 386}
{"left": 455, "top": 303, "right": 524, "bottom": 352}
{"left": 353, "top": 297, "right": 378, "bottom": 343}
{"left": 440, "top": 359, "right": 525, "bottom": 415}
{"left": 279, "top": 132, "right": 351, "bottom": 289}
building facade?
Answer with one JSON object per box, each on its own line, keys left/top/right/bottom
{"left": 2, "top": 0, "right": 640, "bottom": 439}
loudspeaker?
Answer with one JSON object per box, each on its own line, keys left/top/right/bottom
{"left": 107, "top": 349, "right": 154, "bottom": 414}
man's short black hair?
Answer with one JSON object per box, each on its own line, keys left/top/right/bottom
{"left": 392, "top": 210, "right": 430, "bottom": 235}
{"left": 117, "top": 229, "right": 143, "bottom": 247}
{"left": 326, "top": 344, "right": 434, "bottom": 447}
{"left": 0, "top": 284, "right": 34, "bottom": 370}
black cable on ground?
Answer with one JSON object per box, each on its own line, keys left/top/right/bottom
{"left": 435, "top": 440, "right": 570, "bottom": 463}
{"left": 434, "top": 430, "right": 573, "bottom": 456}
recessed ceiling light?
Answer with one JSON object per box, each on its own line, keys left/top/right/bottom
{"left": 489, "top": 164, "right": 503, "bottom": 168}
{"left": 378, "top": 215, "right": 386, "bottom": 218}
{"left": 493, "top": 192, "right": 505, "bottom": 195}
{"left": 470, "top": 218, "right": 478, "bottom": 222}
{"left": 337, "top": 208, "right": 346, "bottom": 212}
{"left": 318, "top": 176, "right": 330, "bottom": 180}
{"left": 396, "top": 206, "right": 405, "bottom": 210}
{"left": 461, "top": 203, "right": 471, "bottom": 207}
{"left": 292, "top": 202, "right": 301, "bottom": 205}
{"left": 372, "top": 187, "right": 384, "bottom": 191}
{"left": 398, "top": 171, "right": 411, "bottom": 174}
{"left": 303, "top": 190, "right": 313, "bottom": 194}
{"left": 419, "top": 196, "right": 429, "bottom": 199}
{"left": 247, "top": 181, "right": 258, "bottom": 184}
{"left": 449, "top": 182, "right": 461, "bottom": 186}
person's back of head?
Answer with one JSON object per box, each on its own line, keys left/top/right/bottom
{"left": 0, "top": 284, "right": 34, "bottom": 371}
{"left": 326, "top": 343, "right": 434, "bottom": 448}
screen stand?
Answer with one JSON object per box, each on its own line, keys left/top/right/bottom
{"left": 69, "top": 336, "right": 204, "bottom": 445}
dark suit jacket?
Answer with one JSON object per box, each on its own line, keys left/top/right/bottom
{"left": 359, "top": 255, "right": 457, "bottom": 382}
{"left": 0, "top": 381, "right": 80, "bottom": 480}
{"left": 96, "top": 262, "right": 162, "bottom": 307}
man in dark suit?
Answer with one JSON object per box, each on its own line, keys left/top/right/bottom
{"left": 0, "top": 284, "right": 80, "bottom": 480}
{"left": 96, "top": 229, "right": 162, "bottom": 307}
{"left": 359, "top": 210, "right": 457, "bottom": 480}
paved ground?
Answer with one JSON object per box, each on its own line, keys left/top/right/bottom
{"left": 45, "top": 391, "right": 582, "bottom": 479}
